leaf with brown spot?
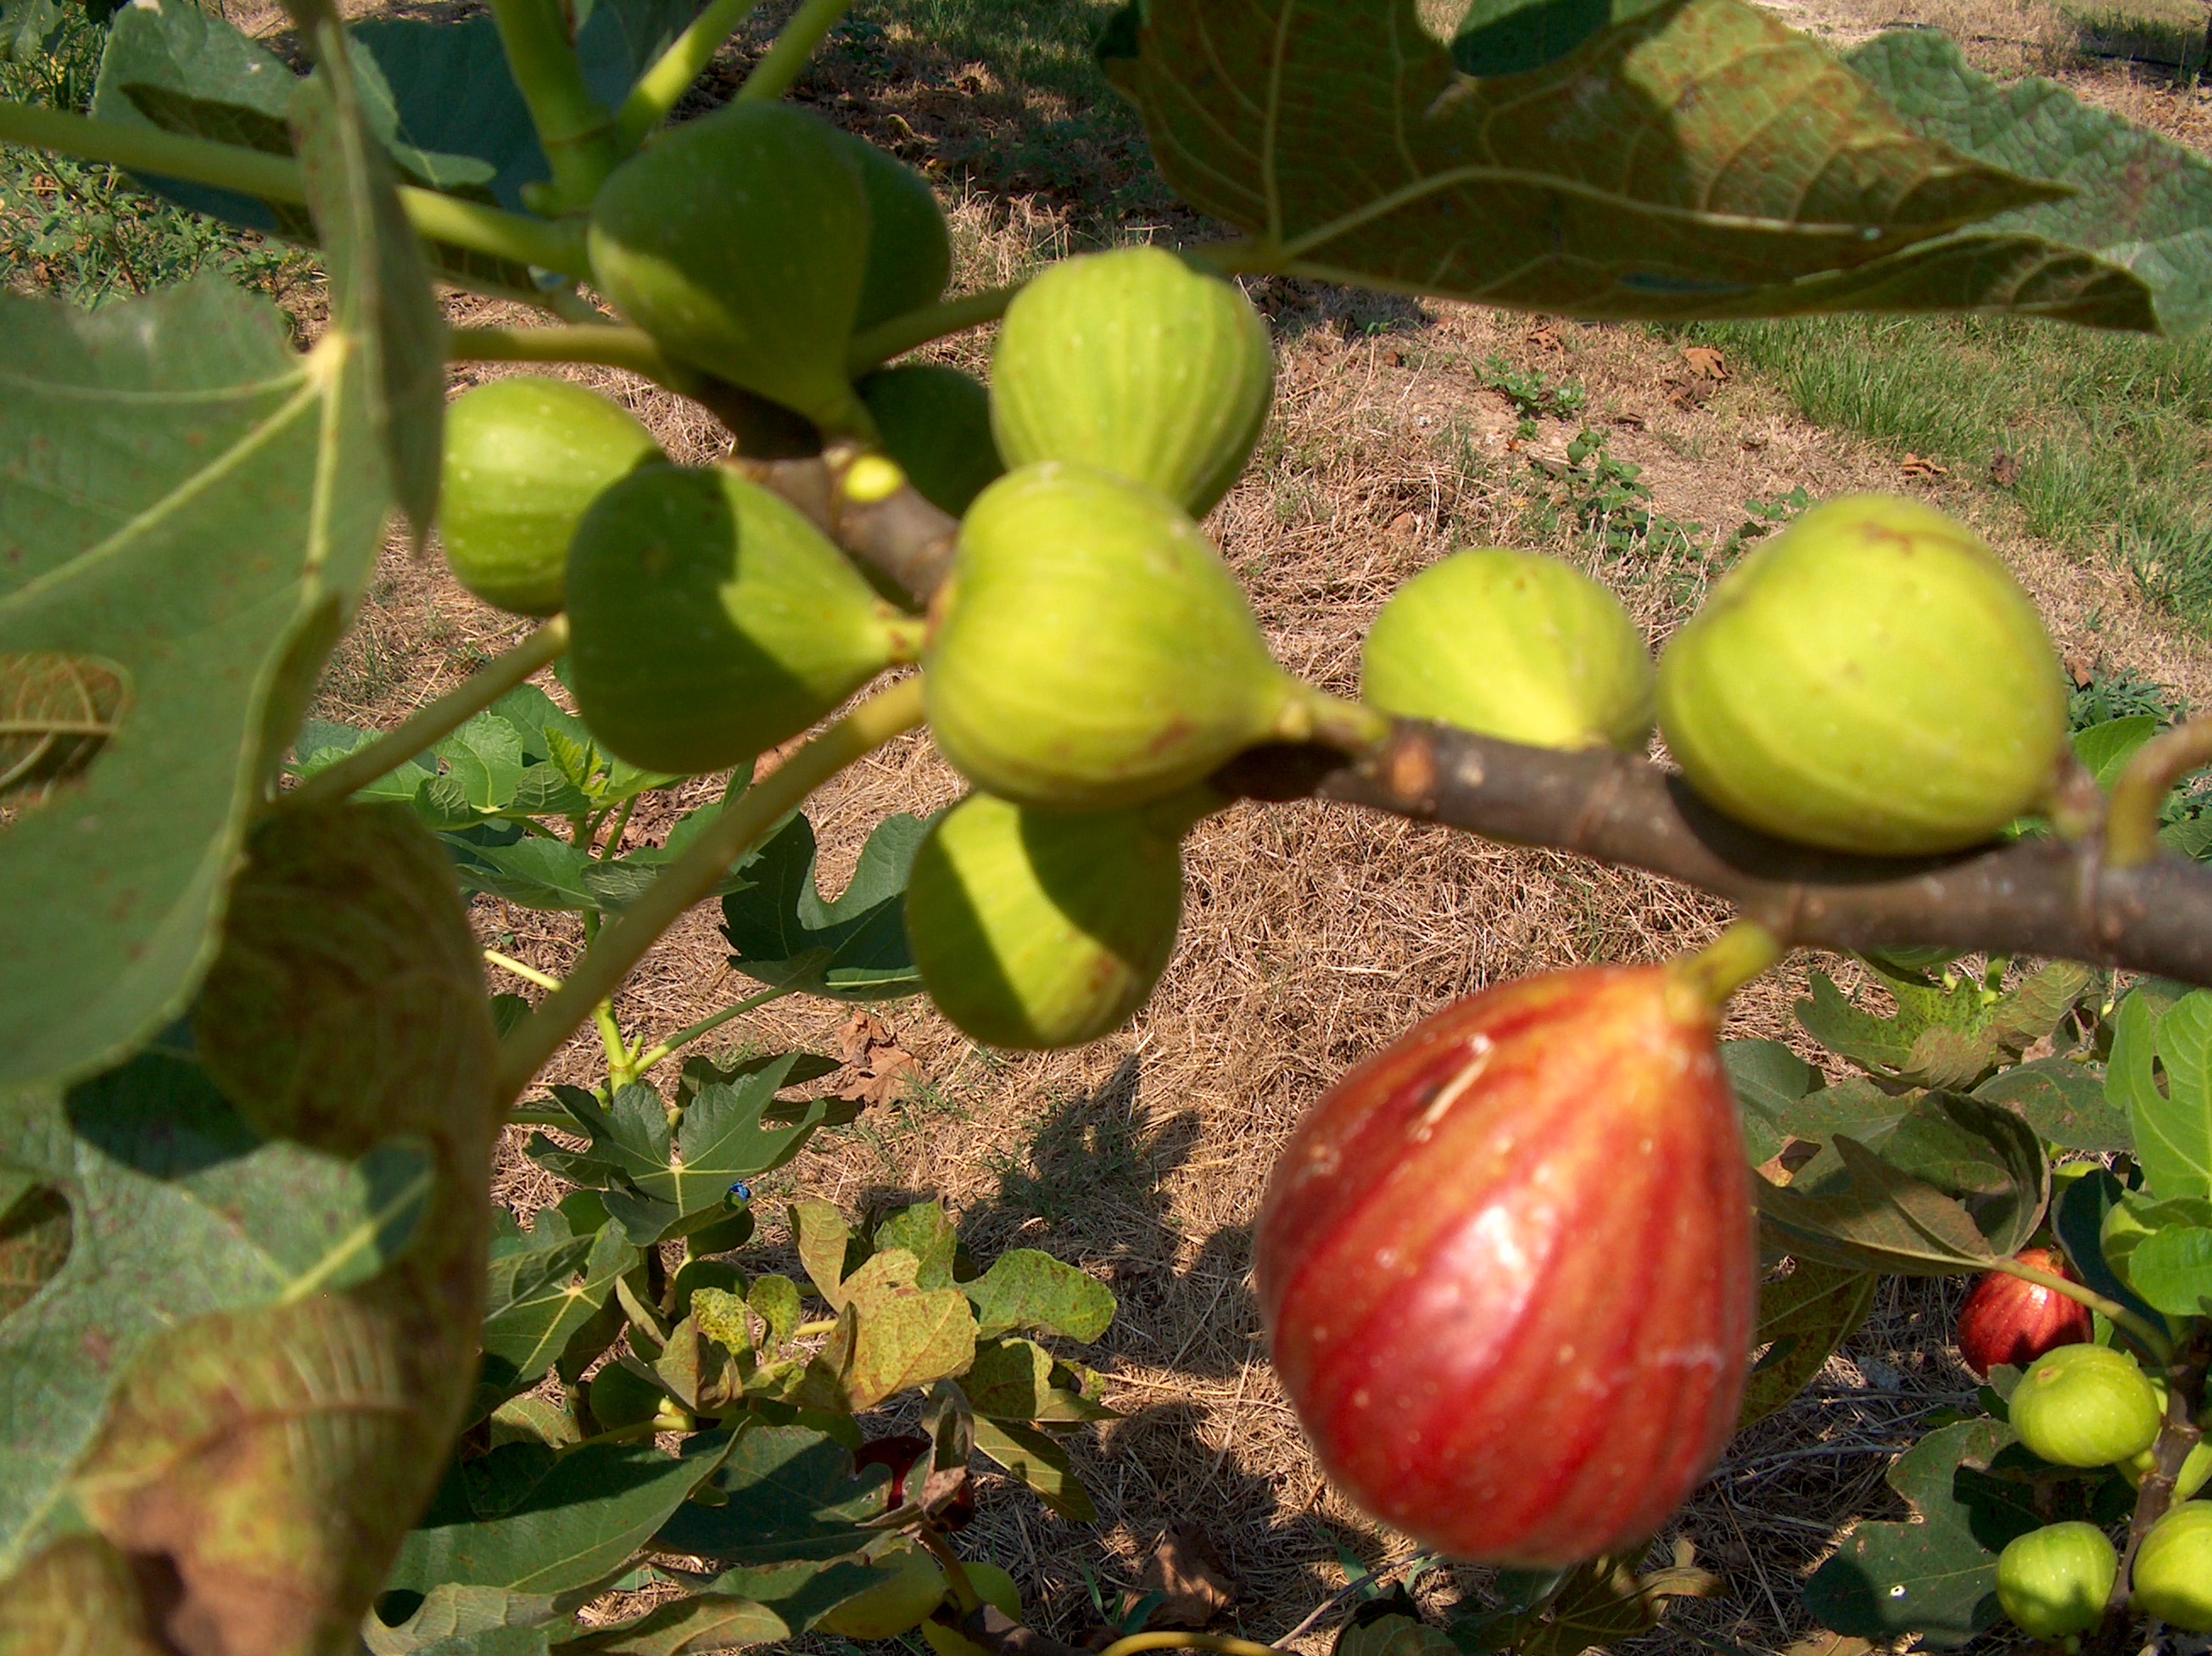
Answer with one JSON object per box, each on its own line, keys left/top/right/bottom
{"left": 0, "top": 651, "right": 127, "bottom": 802}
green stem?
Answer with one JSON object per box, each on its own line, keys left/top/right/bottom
{"left": 1989, "top": 1256, "right": 2175, "bottom": 1363}
{"left": 846, "top": 283, "right": 1021, "bottom": 374}
{"left": 617, "top": 0, "right": 765, "bottom": 148}
{"left": 597, "top": 1000, "right": 638, "bottom": 1088}
{"left": 1280, "top": 685, "right": 1392, "bottom": 757}
{"left": 448, "top": 322, "right": 693, "bottom": 389}
{"left": 1667, "top": 920, "right": 1785, "bottom": 1013}
{"left": 0, "top": 98, "right": 589, "bottom": 275}
{"left": 595, "top": 794, "right": 640, "bottom": 859}
{"left": 485, "top": 949, "right": 563, "bottom": 993}
{"left": 737, "top": 0, "right": 855, "bottom": 103}
{"left": 281, "top": 619, "right": 570, "bottom": 812}
{"left": 487, "top": 0, "right": 620, "bottom": 210}
{"left": 494, "top": 677, "right": 926, "bottom": 1105}
{"left": 914, "top": 1529, "right": 984, "bottom": 1616}
{"left": 2105, "top": 713, "right": 2212, "bottom": 870}
{"left": 1098, "top": 1636, "right": 1282, "bottom": 1656}
{"left": 629, "top": 983, "right": 799, "bottom": 1075}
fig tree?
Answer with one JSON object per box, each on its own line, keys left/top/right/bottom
{"left": 1993, "top": 1521, "right": 2115, "bottom": 1640}
{"left": 991, "top": 245, "right": 1273, "bottom": 517}
{"left": 1656, "top": 495, "right": 2065, "bottom": 855}
{"left": 1954, "top": 1248, "right": 2093, "bottom": 1378}
{"left": 924, "top": 462, "right": 1338, "bottom": 809}
{"left": 858, "top": 365, "right": 1003, "bottom": 517}
{"left": 2008, "top": 1344, "right": 2162, "bottom": 1469}
{"left": 2131, "top": 1502, "right": 2212, "bottom": 1631}
{"left": 1361, "top": 549, "right": 1655, "bottom": 751}
{"left": 1254, "top": 961, "right": 1757, "bottom": 1566}
{"left": 588, "top": 103, "right": 871, "bottom": 434}
{"left": 905, "top": 788, "right": 1213, "bottom": 1049}
{"left": 826, "top": 128, "right": 952, "bottom": 331}
{"left": 566, "top": 463, "right": 920, "bottom": 774}
{"left": 438, "top": 377, "right": 662, "bottom": 616}
{"left": 818, "top": 1546, "right": 948, "bottom": 1639}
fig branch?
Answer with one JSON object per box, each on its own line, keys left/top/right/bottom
{"left": 2104, "top": 1334, "right": 2209, "bottom": 1632}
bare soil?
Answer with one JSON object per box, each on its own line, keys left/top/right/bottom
{"left": 307, "top": 2, "right": 2212, "bottom": 1648}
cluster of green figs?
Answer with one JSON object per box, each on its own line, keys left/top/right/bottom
{"left": 1993, "top": 1344, "right": 2212, "bottom": 1639}
{"left": 438, "top": 103, "right": 2076, "bottom": 1053}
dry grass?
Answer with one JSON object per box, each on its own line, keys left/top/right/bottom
{"left": 299, "top": 6, "right": 2212, "bottom": 1652}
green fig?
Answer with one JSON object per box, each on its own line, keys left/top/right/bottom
{"left": 906, "top": 789, "right": 1212, "bottom": 1049}
{"left": 991, "top": 246, "right": 1273, "bottom": 517}
{"left": 2132, "top": 1502, "right": 2212, "bottom": 1631}
{"left": 567, "top": 463, "right": 919, "bottom": 774}
{"left": 1995, "top": 1522, "right": 2116, "bottom": 1639}
{"left": 858, "top": 364, "right": 1003, "bottom": 517}
{"left": 438, "top": 377, "right": 662, "bottom": 616}
{"left": 2009, "top": 1344, "right": 2162, "bottom": 1469}
{"left": 825, "top": 128, "right": 952, "bottom": 331}
{"left": 924, "top": 462, "right": 1329, "bottom": 809}
{"left": 589, "top": 103, "right": 870, "bottom": 434}
{"left": 1362, "top": 549, "right": 1655, "bottom": 751}
{"left": 818, "top": 1547, "right": 948, "bottom": 1639}
{"left": 1657, "top": 495, "right": 2065, "bottom": 856}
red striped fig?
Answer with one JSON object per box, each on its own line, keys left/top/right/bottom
{"left": 1954, "top": 1249, "right": 2093, "bottom": 1378}
{"left": 1255, "top": 962, "right": 1757, "bottom": 1567}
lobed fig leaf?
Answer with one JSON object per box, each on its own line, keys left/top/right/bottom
{"left": 924, "top": 462, "right": 1314, "bottom": 809}
{"left": 566, "top": 464, "right": 918, "bottom": 775}
{"left": 858, "top": 365, "right": 1004, "bottom": 518}
{"left": 588, "top": 103, "right": 871, "bottom": 434}
{"left": 904, "top": 790, "right": 1206, "bottom": 1050}
{"left": 1361, "top": 549, "right": 1654, "bottom": 751}
{"left": 991, "top": 246, "right": 1273, "bottom": 517}
{"left": 1657, "top": 495, "right": 2066, "bottom": 856}
{"left": 1254, "top": 965, "right": 1756, "bottom": 1566}
{"left": 438, "top": 377, "right": 662, "bottom": 616}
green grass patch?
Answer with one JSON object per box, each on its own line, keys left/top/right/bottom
{"left": 1, "top": 11, "right": 308, "bottom": 307}
{"left": 2065, "top": 1, "right": 2208, "bottom": 72}
{"left": 1691, "top": 313, "right": 2212, "bottom": 624}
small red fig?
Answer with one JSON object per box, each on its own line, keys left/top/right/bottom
{"left": 1254, "top": 965, "right": 1756, "bottom": 1568}
{"left": 1955, "top": 1249, "right": 2093, "bottom": 1379}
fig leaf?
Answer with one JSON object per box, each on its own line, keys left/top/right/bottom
{"left": 1740, "top": 1258, "right": 1877, "bottom": 1426}
{"left": 721, "top": 811, "right": 932, "bottom": 1002}
{"left": 2107, "top": 987, "right": 2212, "bottom": 1202}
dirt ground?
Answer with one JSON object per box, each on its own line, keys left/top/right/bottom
{"left": 304, "top": 1, "right": 2212, "bottom": 1649}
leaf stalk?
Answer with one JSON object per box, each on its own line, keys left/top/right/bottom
{"left": 1986, "top": 1254, "right": 2173, "bottom": 1362}
{"left": 846, "top": 283, "right": 1022, "bottom": 374}
{"left": 2104, "top": 713, "right": 2212, "bottom": 870}
{"left": 736, "top": 0, "right": 855, "bottom": 104}
{"left": 617, "top": 0, "right": 766, "bottom": 148}
{"left": 486, "top": 0, "right": 621, "bottom": 210}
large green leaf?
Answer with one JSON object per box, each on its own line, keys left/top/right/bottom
{"left": 721, "top": 810, "right": 931, "bottom": 1001}
{"left": 964, "top": 1248, "right": 1116, "bottom": 1343}
{"left": 1720, "top": 1038, "right": 1822, "bottom": 1164}
{"left": 389, "top": 1434, "right": 733, "bottom": 1596}
{"left": 1102, "top": 0, "right": 2081, "bottom": 320}
{"left": 2108, "top": 988, "right": 2212, "bottom": 1201}
{"left": 476, "top": 1208, "right": 640, "bottom": 1417}
{"left": 3, "top": 803, "right": 500, "bottom": 1640}
{"left": 654, "top": 1424, "right": 888, "bottom": 1565}
{"left": 0, "top": 278, "right": 386, "bottom": 1088}
{"left": 803, "top": 1249, "right": 979, "bottom": 1412}
{"left": 1973, "top": 1057, "right": 2130, "bottom": 1152}
{"left": 1844, "top": 30, "right": 2212, "bottom": 334}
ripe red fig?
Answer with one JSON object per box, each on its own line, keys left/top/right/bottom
{"left": 1255, "top": 961, "right": 1758, "bottom": 1567}
{"left": 1954, "top": 1248, "right": 2093, "bottom": 1379}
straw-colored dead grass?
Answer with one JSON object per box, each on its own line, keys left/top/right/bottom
{"left": 303, "top": 14, "right": 2212, "bottom": 1651}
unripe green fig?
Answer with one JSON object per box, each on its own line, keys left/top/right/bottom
{"left": 2132, "top": 1502, "right": 2212, "bottom": 1631}
{"left": 1361, "top": 549, "right": 1654, "bottom": 751}
{"left": 567, "top": 463, "right": 919, "bottom": 774}
{"left": 2120, "top": 1437, "right": 2212, "bottom": 1502}
{"left": 1656, "top": 495, "right": 2065, "bottom": 855}
{"left": 1994, "top": 1522, "right": 2116, "bottom": 1639}
{"left": 924, "top": 462, "right": 1333, "bottom": 809}
{"left": 2009, "top": 1344, "right": 2162, "bottom": 1469}
{"left": 991, "top": 246, "right": 1273, "bottom": 517}
{"left": 438, "top": 377, "right": 662, "bottom": 616}
{"left": 818, "top": 1546, "right": 948, "bottom": 1639}
{"left": 858, "top": 365, "right": 1003, "bottom": 517}
{"left": 825, "top": 129, "right": 952, "bottom": 331}
{"left": 906, "top": 788, "right": 1212, "bottom": 1049}
{"left": 589, "top": 103, "right": 870, "bottom": 433}
{"left": 966, "top": 1563, "right": 1021, "bottom": 1621}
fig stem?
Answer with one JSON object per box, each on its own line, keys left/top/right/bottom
{"left": 1987, "top": 1255, "right": 2174, "bottom": 1363}
{"left": 627, "top": 983, "right": 802, "bottom": 1075}
{"left": 0, "top": 98, "right": 591, "bottom": 275}
{"left": 913, "top": 1526, "right": 984, "bottom": 1616}
{"left": 1665, "top": 920, "right": 1783, "bottom": 1012}
{"left": 447, "top": 323, "right": 697, "bottom": 391}
{"left": 279, "top": 618, "right": 571, "bottom": 814}
{"left": 2104, "top": 714, "right": 2212, "bottom": 870}
{"left": 737, "top": 0, "right": 857, "bottom": 104}
{"left": 484, "top": 949, "right": 562, "bottom": 993}
{"left": 616, "top": 0, "right": 766, "bottom": 149}
{"left": 846, "top": 285, "right": 1023, "bottom": 376}
{"left": 487, "top": 0, "right": 621, "bottom": 210}
{"left": 493, "top": 675, "right": 926, "bottom": 1105}
{"left": 1285, "top": 688, "right": 1394, "bottom": 757}
{"left": 1098, "top": 1636, "right": 1282, "bottom": 1656}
